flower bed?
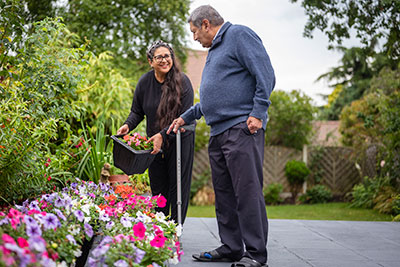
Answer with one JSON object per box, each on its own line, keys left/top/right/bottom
{"left": 0, "top": 179, "right": 182, "bottom": 266}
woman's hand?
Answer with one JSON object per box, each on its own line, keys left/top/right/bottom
{"left": 148, "top": 133, "right": 163, "bottom": 155}
{"left": 117, "top": 124, "right": 129, "bottom": 135}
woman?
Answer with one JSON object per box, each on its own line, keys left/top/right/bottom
{"left": 117, "top": 40, "right": 195, "bottom": 224}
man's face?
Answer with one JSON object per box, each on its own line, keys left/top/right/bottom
{"left": 190, "top": 21, "right": 213, "bottom": 48}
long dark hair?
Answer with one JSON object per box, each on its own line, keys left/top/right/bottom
{"left": 147, "top": 40, "right": 182, "bottom": 130}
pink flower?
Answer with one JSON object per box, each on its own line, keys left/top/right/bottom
{"left": 156, "top": 195, "right": 167, "bottom": 208}
{"left": 150, "top": 234, "right": 167, "bottom": 248}
{"left": 114, "top": 234, "right": 126, "bottom": 243}
{"left": 2, "top": 234, "right": 16, "bottom": 244}
{"left": 8, "top": 208, "right": 21, "bottom": 218}
{"left": 17, "top": 237, "right": 29, "bottom": 248}
{"left": 28, "top": 209, "right": 40, "bottom": 216}
{"left": 133, "top": 222, "right": 146, "bottom": 240}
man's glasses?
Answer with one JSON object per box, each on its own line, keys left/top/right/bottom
{"left": 153, "top": 54, "right": 171, "bottom": 63}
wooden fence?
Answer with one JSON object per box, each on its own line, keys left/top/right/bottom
{"left": 192, "top": 145, "right": 363, "bottom": 197}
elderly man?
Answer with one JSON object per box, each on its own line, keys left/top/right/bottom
{"left": 168, "top": 5, "right": 275, "bottom": 267}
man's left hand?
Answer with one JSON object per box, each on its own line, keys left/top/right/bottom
{"left": 247, "top": 116, "right": 262, "bottom": 134}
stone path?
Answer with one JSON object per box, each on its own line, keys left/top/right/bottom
{"left": 178, "top": 218, "right": 400, "bottom": 267}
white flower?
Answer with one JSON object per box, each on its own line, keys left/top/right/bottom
{"left": 68, "top": 225, "right": 80, "bottom": 235}
{"left": 56, "top": 261, "right": 68, "bottom": 267}
{"left": 84, "top": 216, "right": 91, "bottom": 223}
{"left": 135, "top": 211, "right": 151, "bottom": 223}
{"left": 81, "top": 204, "right": 91, "bottom": 215}
{"left": 154, "top": 212, "right": 166, "bottom": 222}
{"left": 168, "top": 255, "right": 179, "bottom": 265}
{"left": 73, "top": 249, "right": 82, "bottom": 257}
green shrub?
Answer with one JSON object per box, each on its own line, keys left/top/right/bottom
{"left": 285, "top": 160, "right": 310, "bottom": 185}
{"left": 299, "top": 185, "right": 332, "bottom": 204}
{"left": 285, "top": 160, "right": 310, "bottom": 202}
{"left": 0, "top": 18, "right": 88, "bottom": 205}
{"left": 263, "top": 183, "right": 283, "bottom": 205}
{"left": 350, "top": 176, "right": 389, "bottom": 209}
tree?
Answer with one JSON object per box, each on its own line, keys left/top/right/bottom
{"left": 290, "top": 0, "right": 400, "bottom": 63}
{"left": 318, "top": 47, "right": 391, "bottom": 119}
{"left": 339, "top": 66, "right": 400, "bottom": 182}
{"left": 266, "top": 90, "right": 316, "bottom": 150}
{"left": 21, "top": 0, "right": 191, "bottom": 65}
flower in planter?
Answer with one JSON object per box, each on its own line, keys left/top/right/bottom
{"left": 1, "top": 179, "right": 182, "bottom": 266}
{"left": 122, "top": 132, "right": 154, "bottom": 151}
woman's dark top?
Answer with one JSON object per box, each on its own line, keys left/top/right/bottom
{"left": 124, "top": 69, "right": 194, "bottom": 142}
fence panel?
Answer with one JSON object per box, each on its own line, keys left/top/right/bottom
{"left": 192, "top": 145, "right": 363, "bottom": 197}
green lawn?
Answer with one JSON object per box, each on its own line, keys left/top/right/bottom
{"left": 187, "top": 202, "right": 393, "bottom": 221}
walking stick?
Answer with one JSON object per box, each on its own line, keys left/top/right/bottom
{"left": 175, "top": 124, "right": 195, "bottom": 239}
{"left": 176, "top": 128, "right": 183, "bottom": 239}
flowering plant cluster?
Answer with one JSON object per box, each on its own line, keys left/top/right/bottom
{"left": 89, "top": 184, "right": 183, "bottom": 266}
{"left": 0, "top": 179, "right": 181, "bottom": 266}
{"left": 122, "top": 133, "right": 153, "bottom": 151}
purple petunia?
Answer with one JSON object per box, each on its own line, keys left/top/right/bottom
{"left": 114, "top": 260, "right": 129, "bottom": 267}
{"left": 43, "top": 213, "right": 59, "bottom": 230}
{"left": 99, "top": 213, "right": 110, "bottom": 222}
{"left": 105, "top": 221, "right": 114, "bottom": 230}
{"left": 70, "top": 182, "right": 78, "bottom": 189}
{"left": 66, "top": 234, "right": 77, "bottom": 245}
{"left": 54, "top": 196, "right": 65, "bottom": 208}
{"left": 26, "top": 223, "right": 42, "bottom": 237}
{"left": 120, "top": 217, "right": 132, "bottom": 228}
{"left": 87, "top": 257, "right": 98, "bottom": 267}
{"left": 29, "top": 235, "right": 46, "bottom": 252}
{"left": 74, "top": 210, "right": 84, "bottom": 222}
{"left": 84, "top": 223, "right": 93, "bottom": 238}
{"left": 54, "top": 209, "right": 66, "bottom": 221}
{"left": 0, "top": 218, "right": 8, "bottom": 226}
{"left": 134, "top": 246, "right": 146, "bottom": 264}
{"left": 29, "top": 201, "right": 40, "bottom": 211}
{"left": 100, "top": 236, "right": 113, "bottom": 246}
{"left": 91, "top": 244, "right": 109, "bottom": 258}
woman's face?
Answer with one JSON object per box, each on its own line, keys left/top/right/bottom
{"left": 149, "top": 46, "right": 173, "bottom": 77}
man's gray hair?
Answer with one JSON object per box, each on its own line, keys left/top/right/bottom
{"left": 188, "top": 5, "right": 224, "bottom": 28}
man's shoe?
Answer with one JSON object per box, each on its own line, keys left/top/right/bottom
{"left": 192, "top": 249, "right": 233, "bottom": 262}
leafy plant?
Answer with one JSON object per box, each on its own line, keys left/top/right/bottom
{"left": 0, "top": 18, "right": 88, "bottom": 205}
{"left": 350, "top": 176, "right": 390, "bottom": 209}
{"left": 266, "top": 90, "right": 316, "bottom": 150}
{"left": 77, "top": 119, "right": 113, "bottom": 183}
{"left": 263, "top": 183, "right": 283, "bottom": 205}
{"left": 285, "top": 160, "right": 310, "bottom": 203}
{"left": 299, "top": 185, "right": 332, "bottom": 204}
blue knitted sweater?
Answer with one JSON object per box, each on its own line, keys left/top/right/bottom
{"left": 181, "top": 22, "right": 275, "bottom": 136}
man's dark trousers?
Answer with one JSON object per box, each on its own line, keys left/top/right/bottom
{"left": 209, "top": 121, "right": 268, "bottom": 263}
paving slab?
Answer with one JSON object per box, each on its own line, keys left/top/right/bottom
{"left": 178, "top": 218, "right": 400, "bottom": 267}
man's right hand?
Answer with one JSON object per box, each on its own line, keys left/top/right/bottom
{"left": 117, "top": 124, "right": 129, "bottom": 135}
{"left": 167, "top": 117, "right": 186, "bottom": 134}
